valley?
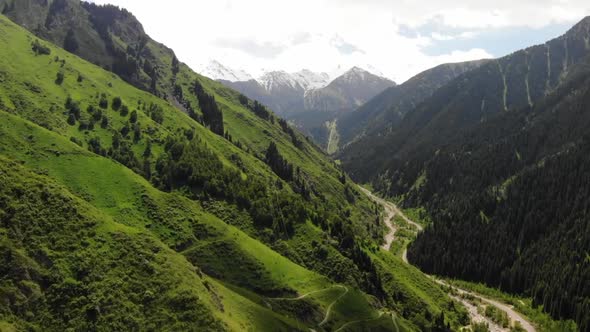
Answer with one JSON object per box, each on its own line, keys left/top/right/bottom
{"left": 0, "top": 0, "right": 588, "bottom": 331}
{"left": 361, "top": 188, "right": 536, "bottom": 332}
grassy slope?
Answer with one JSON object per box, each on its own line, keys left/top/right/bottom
{"left": 0, "top": 108, "right": 399, "bottom": 330}
{"left": 0, "top": 154, "right": 293, "bottom": 331}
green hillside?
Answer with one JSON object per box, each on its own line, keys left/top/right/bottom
{"left": 0, "top": 7, "right": 469, "bottom": 331}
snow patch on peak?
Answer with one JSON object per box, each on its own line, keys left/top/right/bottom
{"left": 292, "top": 69, "right": 330, "bottom": 90}
{"left": 258, "top": 71, "right": 302, "bottom": 91}
{"left": 197, "top": 60, "right": 254, "bottom": 82}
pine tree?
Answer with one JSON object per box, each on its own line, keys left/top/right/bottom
{"left": 64, "top": 28, "right": 79, "bottom": 53}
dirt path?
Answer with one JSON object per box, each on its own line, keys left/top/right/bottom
{"left": 268, "top": 286, "right": 337, "bottom": 301}
{"left": 268, "top": 285, "right": 348, "bottom": 328}
{"left": 319, "top": 285, "right": 349, "bottom": 326}
{"left": 360, "top": 187, "right": 536, "bottom": 332}
{"left": 333, "top": 311, "right": 385, "bottom": 332}
{"left": 358, "top": 187, "right": 397, "bottom": 250}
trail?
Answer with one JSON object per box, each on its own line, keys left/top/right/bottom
{"left": 361, "top": 187, "right": 536, "bottom": 332}
{"left": 268, "top": 286, "right": 339, "bottom": 301}
{"left": 333, "top": 311, "right": 385, "bottom": 332}
{"left": 319, "top": 285, "right": 349, "bottom": 326}
{"left": 268, "top": 285, "right": 348, "bottom": 328}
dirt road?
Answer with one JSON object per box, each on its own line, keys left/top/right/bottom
{"left": 360, "top": 186, "right": 536, "bottom": 332}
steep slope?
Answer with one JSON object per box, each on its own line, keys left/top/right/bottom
{"left": 0, "top": 155, "right": 231, "bottom": 331}
{"left": 404, "top": 55, "right": 590, "bottom": 331}
{"left": 341, "top": 16, "right": 590, "bottom": 183}
{"left": 304, "top": 67, "right": 396, "bottom": 113}
{"left": 0, "top": 109, "right": 394, "bottom": 331}
{"left": 337, "top": 60, "right": 487, "bottom": 147}
{"left": 0, "top": 9, "right": 470, "bottom": 331}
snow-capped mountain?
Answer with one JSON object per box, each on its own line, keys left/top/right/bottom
{"left": 199, "top": 60, "right": 394, "bottom": 117}
{"left": 292, "top": 70, "right": 330, "bottom": 91}
{"left": 198, "top": 60, "right": 254, "bottom": 82}
{"left": 258, "top": 71, "right": 304, "bottom": 92}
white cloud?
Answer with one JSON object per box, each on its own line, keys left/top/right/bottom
{"left": 87, "top": 0, "right": 590, "bottom": 82}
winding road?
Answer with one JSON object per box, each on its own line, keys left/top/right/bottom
{"left": 359, "top": 187, "right": 398, "bottom": 250}
{"left": 360, "top": 186, "right": 536, "bottom": 332}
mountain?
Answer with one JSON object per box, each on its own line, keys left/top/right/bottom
{"left": 0, "top": 2, "right": 470, "bottom": 331}
{"left": 198, "top": 60, "right": 254, "bottom": 82}
{"left": 337, "top": 60, "right": 488, "bottom": 148}
{"left": 341, "top": 15, "right": 590, "bottom": 331}
{"left": 292, "top": 69, "right": 331, "bottom": 90}
{"left": 304, "top": 67, "right": 396, "bottom": 113}
{"left": 215, "top": 66, "right": 394, "bottom": 119}
{"left": 340, "top": 16, "right": 590, "bottom": 183}
{"left": 215, "top": 65, "right": 395, "bottom": 151}
{"left": 407, "top": 52, "right": 590, "bottom": 332}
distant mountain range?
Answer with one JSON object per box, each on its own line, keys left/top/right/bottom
{"left": 198, "top": 61, "right": 395, "bottom": 151}
{"left": 198, "top": 61, "right": 396, "bottom": 117}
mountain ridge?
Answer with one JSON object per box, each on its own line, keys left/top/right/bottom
{"left": 340, "top": 15, "right": 590, "bottom": 183}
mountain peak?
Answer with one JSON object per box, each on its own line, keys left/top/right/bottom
{"left": 258, "top": 70, "right": 302, "bottom": 91}
{"left": 292, "top": 69, "right": 330, "bottom": 90}
{"left": 198, "top": 60, "right": 254, "bottom": 82}
{"left": 335, "top": 66, "right": 395, "bottom": 86}
{"left": 565, "top": 15, "right": 590, "bottom": 38}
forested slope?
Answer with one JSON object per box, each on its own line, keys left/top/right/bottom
{"left": 403, "top": 47, "right": 590, "bottom": 332}
{"left": 337, "top": 60, "right": 486, "bottom": 148}
{"left": 341, "top": 16, "right": 590, "bottom": 183}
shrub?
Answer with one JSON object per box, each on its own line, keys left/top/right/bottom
{"left": 99, "top": 94, "right": 108, "bottom": 109}
{"left": 67, "top": 113, "right": 76, "bottom": 125}
{"left": 55, "top": 72, "right": 64, "bottom": 85}
{"left": 129, "top": 110, "right": 138, "bottom": 123}
{"left": 120, "top": 104, "right": 129, "bottom": 117}
{"left": 112, "top": 97, "right": 122, "bottom": 110}
{"left": 100, "top": 115, "right": 109, "bottom": 128}
{"left": 32, "top": 40, "right": 51, "bottom": 55}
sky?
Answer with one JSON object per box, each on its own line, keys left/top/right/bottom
{"left": 88, "top": 0, "right": 590, "bottom": 83}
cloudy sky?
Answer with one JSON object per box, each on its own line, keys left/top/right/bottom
{"left": 88, "top": 0, "right": 590, "bottom": 82}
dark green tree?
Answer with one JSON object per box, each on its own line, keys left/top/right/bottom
{"left": 112, "top": 97, "right": 122, "bottom": 111}
{"left": 63, "top": 28, "right": 79, "bottom": 53}
{"left": 129, "top": 110, "right": 138, "bottom": 123}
